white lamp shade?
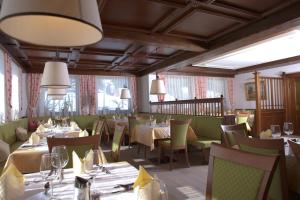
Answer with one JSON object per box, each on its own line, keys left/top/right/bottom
{"left": 41, "top": 62, "right": 70, "bottom": 88}
{"left": 150, "top": 79, "right": 166, "bottom": 95}
{"left": 47, "top": 88, "right": 66, "bottom": 96}
{"left": 120, "top": 88, "right": 131, "bottom": 99}
{"left": 0, "top": 0, "right": 103, "bottom": 47}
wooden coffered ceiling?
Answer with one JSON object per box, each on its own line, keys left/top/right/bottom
{"left": 0, "top": 0, "right": 300, "bottom": 77}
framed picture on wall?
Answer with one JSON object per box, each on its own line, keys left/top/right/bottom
{"left": 245, "top": 81, "right": 266, "bottom": 101}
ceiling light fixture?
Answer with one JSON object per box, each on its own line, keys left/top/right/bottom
{"left": 41, "top": 62, "right": 70, "bottom": 89}
{"left": 150, "top": 75, "right": 166, "bottom": 95}
{"left": 0, "top": 0, "right": 103, "bottom": 47}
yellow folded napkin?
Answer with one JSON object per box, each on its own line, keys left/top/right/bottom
{"left": 260, "top": 129, "right": 272, "bottom": 139}
{"left": 29, "top": 132, "right": 40, "bottom": 145}
{"left": 134, "top": 166, "right": 161, "bottom": 200}
{"left": 36, "top": 124, "right": 46, "bottom": 133}
{"left": 70, "top": 121, "right": 79, "bottom": 131}
{"left": 0, "top": 163, "right": 24, "bottom": 200}
{"left": 79, "top": 129, "right": 89, "bottom": 137}
{"left": 72, "top": 150, "right": 93, "bottom": 175}
{"left": 47, "top": 118, "right": 53, "bottom": 126}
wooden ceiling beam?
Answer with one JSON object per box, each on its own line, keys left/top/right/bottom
{"left": 138, "top": 2, "right": 300, "bottom": 75}
{"left": 103, "top": 25, "right": 207, "bottom": 52}
{"left": 235, "top": 55, "right": 300, "bottom": 74}
{"left": 164, "top": 66, "right": 235, "bottom": 77}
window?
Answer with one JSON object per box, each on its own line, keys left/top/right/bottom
{"left": 96, "top": 76, "right": 129, "bottom": 111}
{"left": 0, "top": 51, "right": 4, "bottom": 122}
{"left": 38, "top": 76, "right": 78, "bottom": 116}
{"left": 11, "top": 61, "right": 19, "bottom": 120}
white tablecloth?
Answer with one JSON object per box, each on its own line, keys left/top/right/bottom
{"left": 21, "top": 162, "right": 138, "bottom": 200}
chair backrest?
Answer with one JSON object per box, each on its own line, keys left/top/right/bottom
{"left": 91, "top": 118, "right": 100, "bottom": 135}
{"left": 206, "top": 143, "right": 279, "bottom": 200}
{"left": 128, "top": 116, "right": 137, "bottom": 137}
{"left": 47, "top": 135, "right": 100, "bottom": 168}
{"left": 288, "top": 139, "right": 300, "bottom": 160}
{"left": 111, "top": 124, "right": 125, "bottom": 162}
{"left": 220, "top": 123, "right": 247, "bottom": 147}
{"left": 170, "top": 119, "right": 191, "bottom": 149}
{"left": 235, "top": 136, "right": 288, "bottom": 200}
{"left": 93, "top": 120, "right": 104, "bottom": 135}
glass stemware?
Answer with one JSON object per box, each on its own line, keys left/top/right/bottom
{"left": 40, "top": 153, "right": 59, "bottom": 199}
{"left": 52, "top": 145, "right": 69, "bottom": 183}
{"left": 270, "top": 125, "right": 281, "bottom": 138}
{"left": 283, "top": 122, "right": 294, "bottom": 136}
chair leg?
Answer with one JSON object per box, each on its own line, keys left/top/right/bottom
{"left": 169, "top": 150, "right": 174, "bottom": 170}
{"left": 137, "top": 143, "right": 140, "bottom": 155}
{"left": 158, "top": 146, "right": 162, "bottom": 164}
{"left": 185, "top": 147, "right": 190, "bottom": 168}
{"left": 144, "top": 145, "right": 147, "bottom": 159}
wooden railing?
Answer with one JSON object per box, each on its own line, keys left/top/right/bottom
{"left": 150, "top": 95, "right": 224, "bottom": 116}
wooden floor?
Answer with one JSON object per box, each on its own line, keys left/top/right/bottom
{"left": 103, "top": 144, "right": 208, "bottom": 200}
{"left": 103, "top": 142, "right": 300, "bottom": 200}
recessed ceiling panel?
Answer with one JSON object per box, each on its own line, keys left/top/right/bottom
{"left": 221, "top": 0, "right": 285, "bottom": 12}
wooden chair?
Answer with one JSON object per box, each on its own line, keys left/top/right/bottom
{"left": 288, "top": 139, "right": 300, "bottom": 160}
{"left": 47, "top": 135, "right": 101, "bottom": 168}
{"left": 206, "top": 143, "right": 279, "bottom": 200}
{"left": 158, "top": 119, "right": 191, "bottom": 170}
{"left": 220, "top": 123, "right": 247, "bottom": 148}
{"left": 107, "top": 124, "right": 125, "bottom": 162}
{"left": 235, "top": 136, "right": 288, "bottom": 200}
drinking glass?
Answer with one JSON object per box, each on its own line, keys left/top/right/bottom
{"left": 270, "top": 125, "right": 281, "bottom": 138}
{"left": 283, "top": 122, "right": 294, "bottom": 136}
{"left": 52, "top": 145, "right": 69, "bottom": 183}
{"left": 40, "top": 153, "right": 59, "bottom": 199}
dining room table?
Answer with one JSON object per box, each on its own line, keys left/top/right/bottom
{"left": 131, "top": 123, "right": 198, "bottom": 151}
{"left": 20, "top": 161, "right": 138, "bottom": 200}
{"left": 4, "top": 126, "right": 82, "bottom": 174}
{"left": 106, "top": 118, "right": 129, "bottom": 134}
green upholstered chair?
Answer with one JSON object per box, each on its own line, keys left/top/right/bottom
{"left": 158, "top": 119, "right": 191, "bottom": 170}
{"left": 235, "top": 136, "right": 288, "bottom": 200}
{"left": 47, "top": 135, "right": 100, "bottom": 168}
{"left": 220, "top": 123, "right": 248, "bottom": 148}
{"left": 288, "top": 139, "right": 300, "bottom": 160}
{"left": 236, "top": 113, "right": 252, "bottom": 131}
{"left": 206, "top": 143, "right": 279, "bottom": 200}
{"left": 107, "top": 124, "right": 125, "bottom": 162}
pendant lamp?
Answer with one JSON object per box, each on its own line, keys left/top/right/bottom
{"left": 47, "top": 88, "right": 66, "bottom": 96}
{"left": 150, "top": 75, "right": 166, "bottom": 95}
{"left": 120, "top": 87, "right": 131, "bottom": 99}
{"left": 0, "top": 0, "right": 103, "bottom": 47}
{"left": 41, "top": 62, "right": 70, "bottom": 89}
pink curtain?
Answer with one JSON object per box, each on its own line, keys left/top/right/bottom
{"left": 18, "top": 67, "right": 23, "bottom": 114}
{"left": 129, "top": 76, "right": 138, "bottom": 112}
{"left": 28, "top": 73, "right": 42, "bottom": 118}
{"left": 195, "top": 76, "right": 207, "bottom": 99}
{"left": 227, "top": 78, "right": 234, "bottom": 109}
{"left": 4, "top": 53, "right": 12, "bottom": 121}
{"left": 79, "top": 75, "right": 96, "bottom": 115}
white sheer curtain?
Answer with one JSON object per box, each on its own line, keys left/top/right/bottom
{"left": 38, "top": 75, "right": 79, "bottom": 116}
{"left": 96, "top": 76, "right": 129, "bottom": 112}
{"left": 0, "top": 51, "right": 4, "bottom": 122}
{"left": 207, "top": 77, "right": 232, "bottom": 110}
{"left": 11, "top": 61, "right": 19, "bottom": 120}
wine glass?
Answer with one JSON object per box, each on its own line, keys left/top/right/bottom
{"left": 40, "top": 153, "right": 59, "bottom": 199}
{"left": 270, "top": 125, "right": 281, "bottom": 138}
{"left": 52, "top": 145, "right": 69, "bottom": 183}
{"left": 283, "top": 122, "right": 294, "bottom": 136}
{"left": 137, "top": 174, "right": 168, "bottom": 200}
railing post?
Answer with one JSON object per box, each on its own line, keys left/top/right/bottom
{"left": 255, "top": 71, "right": 262, "bottom": 134}
{"left": 220, "top": 95, "right": 224, "bottom": 117}
{"left": 175, "top": 98, "right": 178, "bottom": 115}
{"left": 194, "top": 97, "right": 197, "bottom": 116}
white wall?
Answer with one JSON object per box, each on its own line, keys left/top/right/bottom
{"left": 233, "top": 64, "right": 300, "bottom": 109}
